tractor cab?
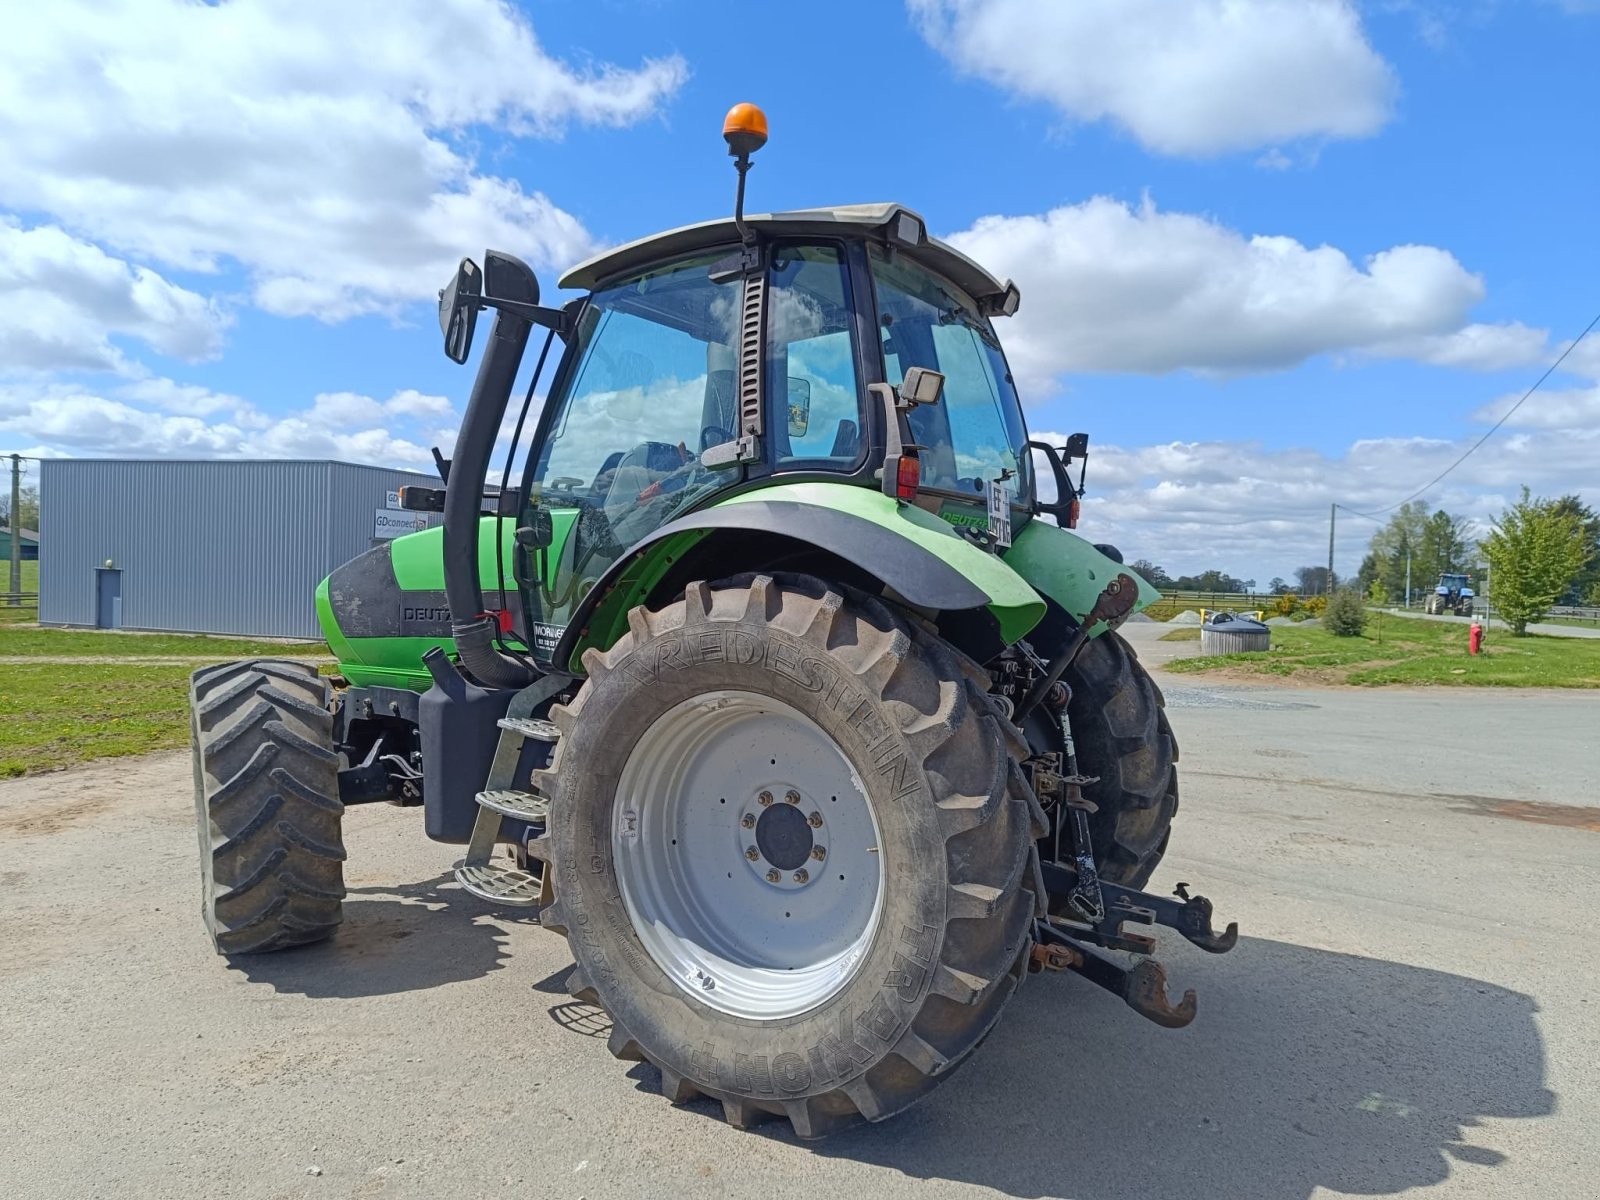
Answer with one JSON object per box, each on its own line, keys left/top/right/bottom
{"left": 516, "top": 202, "right": 1042, "bottom": 664}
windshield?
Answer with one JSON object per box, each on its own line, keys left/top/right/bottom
{"left": 520, "top": 243, "right": 867, "bottom": 661}
{"left": 869, "top": 244, "right": 1032, "bottom": 508}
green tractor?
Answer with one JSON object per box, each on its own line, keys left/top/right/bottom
{"left": 190, "top": 104, "right": 1235, "bottom": 1137}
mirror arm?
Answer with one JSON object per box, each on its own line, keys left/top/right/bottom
{"left": 479, "top": 297, "right": 574, "bottom": 339}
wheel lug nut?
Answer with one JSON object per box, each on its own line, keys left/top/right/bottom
{"left": 785, "top": 790, "right": 802, "bottom": 804}
{"left": 740, "top": 814, "right": 755, "bottom": 829}
{"left": 745, "top": 847, "right": 760, "bottom": 860}
{"left": 766, "top": 869, "right": 781, "bottom": 883}
{"left": 810, "top": 846, "right": 826, "bottom": 861}
{"left": 758, "top": 791, "right": 774, "bottom": 806}
{"left": 793, "top": 869, "right": 809, "bottom": 884}
{"left": 806, "top": 812, "right": 823, "bottom": 828}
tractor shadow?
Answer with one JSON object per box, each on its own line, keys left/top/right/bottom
{"left": 804, "top": 936, "right": 1554, "bottom": 1200}
{"left": 227, "top": 872, "right": 527, "bottom": 998}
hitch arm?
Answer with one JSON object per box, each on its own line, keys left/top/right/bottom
{"left": 1035, "top": 922, "right": 1197, "bottom": 1029}
{"left": 1039, "top": 862, "right": 1239, "bottom": 955}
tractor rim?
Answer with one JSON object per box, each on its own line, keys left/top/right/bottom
{"left": 612, "top": 690, "right": 885, "bottom": 1020}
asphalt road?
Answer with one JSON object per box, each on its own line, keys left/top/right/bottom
{"left": 3, "top": 639, "right": 1597, "bottom": 1200}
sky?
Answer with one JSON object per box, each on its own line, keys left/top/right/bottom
{"left": 1, "top": 0, "right": 1597, "bottom": 586}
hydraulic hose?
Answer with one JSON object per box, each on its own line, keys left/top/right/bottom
{"left": 444, "top": 308, "right": 537, "bottom": 690}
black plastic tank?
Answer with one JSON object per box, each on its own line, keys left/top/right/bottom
{"left": 1199, "top": 611, "right": 1271, "bottom": 654}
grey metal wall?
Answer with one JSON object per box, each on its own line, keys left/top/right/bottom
{"left": 39, "top": 460, "right": 439, "bottom": 638}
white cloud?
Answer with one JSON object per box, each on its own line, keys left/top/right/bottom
{"left": 909, "top": 0, "right": 1397, "bottom": 156}
{"left": 944, "top": 196, "right": 1529, "bottom": 395}
{"left": 1472, "top": 386, "right": 1600, "bottom": 431}
{"left": 0, "top": 381, "right": 455, "bottom": 469}
{"left": 0, "top": 0, "right": 687, "bottom": 321}
{"left": 1376, "top": 322, "right": 1551, "bottom": 371}
{"left": 117, "top": 377, "right": 245, "bottom": 417}
{"left": 1033, "top": 425, "right": 1600, "bottom": 584}
{"left": 0, "top": 220, "right": 226, "bottom": 372}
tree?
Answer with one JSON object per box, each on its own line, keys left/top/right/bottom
{"left": 1294, "top": 565, "right": 1332, "bottom": 595}
{"left": 1355, "top": 553, "right": 1380, "bottom": 595}
{"left": 0, "top": 485, "right": 38, "bottom": 532}
{"left": 1170, "top": 569, "right": 1245, "bottom": 593}
{"left": 1480, "top": 488, "right": 1589, "bottom": 635}
{"left": 1418, "top": 509, "right": 1473, "bottom": 581}
{"left": 1549, "top": 494, "right": 1600, "bottom": 604}
{"left": 1268, "top": 577, "right": 1289, "bottom": 594}
{"left": 1128, "top": 558, "right": 1170, "bottom": 588}
{"left": 1323, "top": 589, "right": 1368, "bottom": 637}
{"left": 1363, "top": 503, "right": 1472, "bottom": 604}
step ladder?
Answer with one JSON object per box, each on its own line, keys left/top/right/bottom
{"left": 453, "top": 715, "right": 560, "bottom": 907}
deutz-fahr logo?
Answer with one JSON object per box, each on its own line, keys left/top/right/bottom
{"left": 398, "top": 603, "right": 452, "bottom": 637}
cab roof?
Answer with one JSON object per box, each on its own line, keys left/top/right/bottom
{"left": 559, "top": 202, "right": 1017, "bottom": 310}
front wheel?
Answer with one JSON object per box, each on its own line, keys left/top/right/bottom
{"left": 538, "top": 575, "right": 1045, "bottom": 1137}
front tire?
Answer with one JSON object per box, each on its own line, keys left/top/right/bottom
{"left": 190, "top": 659, "right": 345, "bottom": 954}
{"left": 538, "top": 575, "right": 1045, "bottom": 1137}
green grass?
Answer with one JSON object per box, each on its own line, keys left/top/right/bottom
{"left": 1159, "top": 627, "right": 1201, "bottom": 641}
{"left": 0, "top": 603, "right": 332, "bottom": 776}
{"left": 0, "top": 662, "right": 199, "bottom": 776}
{"left": 1165, "top": 614, "right": 1600, "bottom": 688}
{"left": 0, "top": 623, "right": 324, "bottom": 658}
{"left": 0, "top": 559, "right": 38, "bottom": 624}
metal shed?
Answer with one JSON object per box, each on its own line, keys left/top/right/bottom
{"left": 38, "top": 459, "right": 440, "bottom": 639}
{"left": 0, "top": 524, "right": 39, "bottom": 560}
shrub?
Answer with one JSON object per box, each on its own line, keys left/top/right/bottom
{"left": 1302, "top": 594, "right": 1328, "bottom": 617}
{"left": 1270, "top": 592, "right": 1300, "bottom": 617}
{"left": 1322, "top": 589, "right": 1368, "bottom": 637}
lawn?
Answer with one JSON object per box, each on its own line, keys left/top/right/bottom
{"left": 0, "top": 662, "right": 200, "bottom": 777}
{"left": 1162, "top": 614, "right": 1600, "bottom": 688}
{"left": 0, "top": 608, "right": 331, "bottom": 776}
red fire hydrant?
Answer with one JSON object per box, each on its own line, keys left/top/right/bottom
{"left": 1469, "top": 619, "right": 1484, "bottom": 656}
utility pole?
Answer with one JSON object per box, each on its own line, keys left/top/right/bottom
{"left": 7, "top": 453, "right": 20, "bottom": 607}
{"left": 1405, "top": 548, "right": 1412, "bottom": 609}
{"left": 1327, "top": 503, "right": 1336, "bottom": 595}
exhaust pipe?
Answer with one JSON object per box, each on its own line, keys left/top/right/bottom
{"left": 442, "top": 251, "right": 539, "bottom": 690}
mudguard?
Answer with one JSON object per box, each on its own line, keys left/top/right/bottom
{"left": 556, "top": 481, "right": 1048, "bottom": 672}
{"left": 1002, "top": 519, "right": 1162, "bottom": 635}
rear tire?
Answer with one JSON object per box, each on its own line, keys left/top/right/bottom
{"left": 538, "top": 575, "right": 1046, "bottom": 1137}
{"left": 190, "top": 659, "right": 345, "bottom": 954}
{"left": 1063, "top": 631, "right": 1179, "bottom": 889}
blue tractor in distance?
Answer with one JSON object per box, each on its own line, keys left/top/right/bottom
{"left": 1425, "top": 572, "right": 1475, "bottom": 616}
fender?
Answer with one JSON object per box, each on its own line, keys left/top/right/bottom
{"left": 1001, "top": 519, "right": 1162, "bottom": 636}
{"left": 555, "top": 481, "right": 1046, "bottom": 672}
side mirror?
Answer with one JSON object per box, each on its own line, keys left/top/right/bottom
{"left": 1063, "top": 432, "right": 1090, "bottom": 462}
{"left": 515, "top": 508, "right": 554, "bottom": 551}
{"left": 1027, "top": 440, "right": 1079, "bottom": 527}
{"left": 900, "top": 366, "right": 945, "bottom": 408}
{"left": 786, "top": 377, "right": 811, "bottom": 437}
{"left": 439, "top": 258, "right": 482, "bottom": 364}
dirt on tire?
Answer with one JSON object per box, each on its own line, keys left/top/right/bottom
{"left": 536, "top": 574, "right": 1046, "bottom": 1138}
{"left": 190, "top": 658, "right": 346, "bottom": 954}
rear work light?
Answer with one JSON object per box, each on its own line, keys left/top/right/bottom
{"left": 1065, "top": 496, "right": 1081, "bottom": 528}
{"left": 894, "top": 452, "right": 921, "bottom": 501}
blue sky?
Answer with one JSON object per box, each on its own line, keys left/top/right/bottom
{"left": 2, "top": 0, "right": 1597, "bottom": 584}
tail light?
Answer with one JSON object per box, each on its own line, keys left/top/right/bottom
{"left": 894, "top": 452, "right": 921, "bottom": 501}
{"left": 1065, "top": 497, "right": 1081, "bottom": 528}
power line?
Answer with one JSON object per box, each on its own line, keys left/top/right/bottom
{"left": 1346, "top": 310, "right": 1600, "bottom": 519}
